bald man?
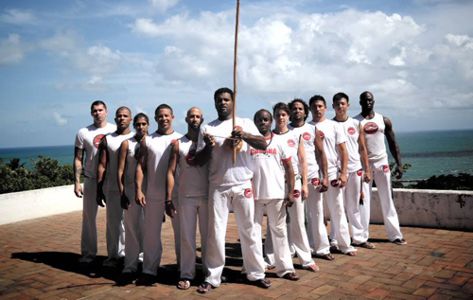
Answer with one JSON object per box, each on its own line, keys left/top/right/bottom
{"left": 166, "top": 107, "right": 209, "bottom": 290}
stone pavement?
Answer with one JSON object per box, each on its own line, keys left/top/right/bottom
{"left": 0, "top": 209, "right": 472, "bottom": 299}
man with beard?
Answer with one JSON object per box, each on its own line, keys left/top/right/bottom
{"left": 287, "top": 99, "right": 327, "bottom": 267}
{"left": 354, "top": 91, "right": 406, "bottom": 245}
{"left": 195, "top": 87, "right": 271, "bottom": 293}
{"left": 166, "top": 107, "right": 209, "bottom": 290}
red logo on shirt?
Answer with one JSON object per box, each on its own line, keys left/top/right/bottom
{"left": 356, "top": 169, "right": 363, "bottom": 176}
{"left": 318, "top": 131, "right": 325, "bottom": 139}
{"left": 302, "top": 132, "right": 311, "bottom": 141}
{"left": 287, "top": 139, "right": 296, "bottom": 147}
{"left": 348, "top": 127, "right": 356, "bottom": 135}
{"left": 383, "top": 165, "right": 390, "bottom": 173}
{"left": 364, "top": 122, "right": 378, "bottom": 134}
{"left": 93, "top": 134, "right": 105, "bottom": 148}
{"left": 293, "top": 190, "right": 301, "bottom": 199}
{"left": 311, "top": 178, "right": 320, "bottom": 186}
{"left": 244, "top": 188, "right": 253, "bottom": 198}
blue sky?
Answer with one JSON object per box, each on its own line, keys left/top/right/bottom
{"left": 0, "top": 0, "right": 472, "bottom": 148}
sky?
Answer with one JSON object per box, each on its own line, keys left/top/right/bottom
{"left": 0, "top": 0, "right": 472, "bottom": 148}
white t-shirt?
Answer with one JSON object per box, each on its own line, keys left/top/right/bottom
{"left": 103, "top": 131, "right": 134, "bottom": 192}
{"left": 145, "top": 131, "right": 183, "bottom": 199}
{"left": 177, "top": 135, "right": 209, "bottom": 198}
{"left": 75, "top": 123, "right": 116, "bottom": 178}
{"left": 248, "top": 133, "right": 291, "bottom": 200}
{"left": 333, "top": 117, "right": 362, "bottom": 173}
{"left": 273, "top": 130, "right": 300, "bottom": 177}
{"left": 198, "top": 117, "right": 260, "bottom": 187}
{"left": 289, "top": 123, "right": 320, "bottom": 179}
{"left": 354, "top": 112, "right": 389, "bottom": 167}
{"left": 314, "top": 119, "right": 347, "bottom": 178}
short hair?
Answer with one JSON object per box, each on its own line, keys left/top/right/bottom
{"left": 115, "top": 106, "right": 131, "bottom": 116}
{"left": 309, "top": 95, "right": 326, "bottom": 107}
{"left": 155, "top": 104, "right": 173, "bottom": 116}
{"left": 272, "top": 102, "right": 290, "bottom": 116}
{"left": 90, "top": 100, "right": 106, "bottom": 112}
{"left": 360, "top": 91, "right": 373, "bottom": 101}
{"left": 253, "top": 109, "right": 273, "bottom": 122}
{"left": 214, "top": 87, "right": 234, "bottom": 101}
{"left": 133, "top": 112, "right": 149, "bottom": 125}
{"left": 333, "top": 92, "right": 349, "bottom": 103}
{"left": 288, "top": 98, "right": 309, "bottom": 121}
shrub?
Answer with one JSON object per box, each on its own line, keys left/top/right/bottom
{"left": 0, "top": 157, "right": 75, "bottom": 194}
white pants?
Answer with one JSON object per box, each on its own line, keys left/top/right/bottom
{"left": 205, "top": 182, "right": 266, "bottom": 287}
{"left": 142, "top": 198, "right": 165, "bottom": 276}
{"left": 179, "top": 196, "right": 208, "bottom": 280}
{"left": 104, "top": 189, "right": 125, "bottom": 261}
{"left": 344, "top": 170, "right": 366, "bottom": 244}
{"left": 306, "top": 178, "right": 331, "bottom": 255}
{"left": 81, "top": 177, "right": 98, "bottom": 261}
{"left": 324, "top": 175, "right": 356, "bottom": 254}
{"left": 123, "top": 186, "right": 144, "bottom": 273}
{"left": 287, "top": 179, "right": 316, "bottom": 267}
{"left": 360, "top": 164, "right": 403, "bottom": 241}
{"left": 255, "top": 199, "right": 294, "bottom": 277}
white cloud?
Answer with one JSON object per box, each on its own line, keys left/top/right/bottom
{"left": 40, "top": 32, "right": 124, "bottom": 89}
{"left": 0, "top": 9, "right": 36, "bottom": 25}
{"left": 53, "top": 112, "right": 68, "bottom": 126}
{"left": 149, "top": 0, "right": 180, "bottom": 13}
{"left": 0, "top": 34, "right": 25, "bottom": 65}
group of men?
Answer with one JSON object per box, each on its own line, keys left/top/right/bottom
{"left": 73, "top": 88, "right": 406, "bottom": 293}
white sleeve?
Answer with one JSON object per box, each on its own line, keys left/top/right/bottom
{"left": 335, "top": 122, "right": 347, "bottom": 145}
{"left": 75, "top": 130, "right": 84, "bottom": 149}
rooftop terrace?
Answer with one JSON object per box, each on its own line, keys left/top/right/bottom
{"left": 1, "top": 209, "right": 472, "bottom": 299}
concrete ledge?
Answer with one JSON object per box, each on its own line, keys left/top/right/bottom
{"left": 0, "top": 185, "right": 82, "bottom": 225}
{"left": 1, "top": 185, "right": 472, "bottom": 230}
{"left": 370, "top": 188, "right": 473, "bottom": 230}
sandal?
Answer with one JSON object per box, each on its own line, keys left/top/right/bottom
{"left": 177, "top": 279, "right": 191, "bottom": 290}
{"left": 197, "top": 282, "right": 212, "bottom": 294}
{"left": 304, "top": 263, "right": 320, "bottom": 272}
{"left": 282, "top": 272, "right": 299, "bottom": 281}
{"left": 346, "top": 251, "right": 357, "bottom": 257}
{"left": 314, "top": 253, "right": 335, "bottom": 261}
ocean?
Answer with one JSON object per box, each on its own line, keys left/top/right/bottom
{"left": 0, "top": 129, "right": 472, "bottom": 181}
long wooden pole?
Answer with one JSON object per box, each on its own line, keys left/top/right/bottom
{"left": 232, "top": 0, "right": 240, "bottom": 164}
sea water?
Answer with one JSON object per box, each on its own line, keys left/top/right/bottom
{"left": 1, "top": 129, "right": 472, "bottom": 181}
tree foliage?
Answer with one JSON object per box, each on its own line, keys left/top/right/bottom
{"left": 0, "top": 156, "right": 74, "bottom": 194}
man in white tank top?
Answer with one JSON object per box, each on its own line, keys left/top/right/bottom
{"left": 74, "top": 101, "right": 116, "bottom": 265}
{"left": 309, "top": 95, "right": 357, "bottom": 256}
{"left": 332, "top": 93, "right": 374, "bottom": 249}
{"left": 250, "top": 109, "right": 299, "bottom": 281}
{"left": 195, "top": 88, "right": 270, "bottom": 293}
{"left": 117, "top": 112, "right": 149, "bottom": 278}
{"left": 166, "top": 107, "right": 209, "bottom": 290}
{"left": 97, "top": 106, "right": 134, "bottom": 268}
{"left": 135, "top": 104, "right": 183, "bottom": 284}
{"left": 354, "top": 91, "right": 406, "bottom": 245}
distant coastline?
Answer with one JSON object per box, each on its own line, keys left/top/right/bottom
{"left": 1, "top": 129, "right": 472, "bottom": 181}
